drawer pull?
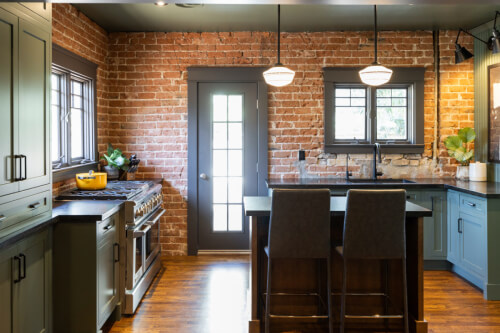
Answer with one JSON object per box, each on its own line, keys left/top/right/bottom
{"left": 0, "top": 214, "right": 5, "bottom": 222}
{"left": 29, "top": 202, "right": 41, "bottom": 209}
{"left": 465, "top": 201, "right": 476, "bottom": 208}
{"left": 103, "top": 224, "right": 113, "bottom": 231}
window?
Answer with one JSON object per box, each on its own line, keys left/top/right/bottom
{"left": 52, "top": 45, "right": 98, "bottom": 179}
{"left": 324, "top": 68, "right": 425, "bottom": 154}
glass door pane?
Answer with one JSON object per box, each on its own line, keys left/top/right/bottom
{"left": 212, "top": 94, "right": 244, "bottom": 232}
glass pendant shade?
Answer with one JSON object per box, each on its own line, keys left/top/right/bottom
{"left": 263, "top": 65, "right": 295, "bottom": 87}
{"left": 359, "top": 64, "right": 393, "bottom": 86}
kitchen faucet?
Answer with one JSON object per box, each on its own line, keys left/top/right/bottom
{"left": 345, "top": 153, "right": 352, "bottom": 181}
{"left": 372, "top": 143, "right": 383, "bottom": 180}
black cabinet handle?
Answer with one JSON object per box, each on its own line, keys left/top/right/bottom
{"left": 458, "top": 218, "right": 463, "bottom": 234}
{"left": 104, "top": 224, "right": 112, "bottom": 231}
{"left": 14, "top": 155, "right": 27, "bottom": 181}
{"left": 465, "top": 201, "right": 476, "bottom": 207}
{"left": 13, "top": 256, "right": 21, "bottom": 283}
{"left": 114, "top": 243, "right": 120, "bottom": 263}
{"left": 19, "top": 253, "right": 26, "bottom": 280}
{"left": 29, "top": 202, "right": 41, "bottom": 209}
{"left": 14, "top": 155, "right": 23, "bottom": 181}
{"left": 0, "top": 214, "right": 5, "bottom": 222}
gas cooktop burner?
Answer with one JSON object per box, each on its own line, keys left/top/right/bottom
{"left": 56, "top": 180, "right": 155, "bottom": 201}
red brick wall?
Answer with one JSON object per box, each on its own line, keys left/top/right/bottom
{"left": 53, "top": 5, "right": 474, "bottom": 255}
{"left": 51, "top": 4, "right": 110, "bottom": 194}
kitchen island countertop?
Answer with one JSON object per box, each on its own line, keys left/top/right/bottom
{"left": 267, "top": 178, "right": 500, "bottom": 198}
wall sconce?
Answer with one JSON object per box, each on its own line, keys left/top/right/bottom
{"left": 454, "top": 28, "right": 491, "bottom": 64}
{"left": 455, "top": 10, "right": 500, "bottom": 64}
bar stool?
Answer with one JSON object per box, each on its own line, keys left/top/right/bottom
{"left": 264, "top": 189, "right": 333, "bottom": 333}
{"left": 336, "top": 189, "right": 409, "bottom": 333}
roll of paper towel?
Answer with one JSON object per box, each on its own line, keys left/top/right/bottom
{"left": 469, "top": 162, "right": 487, "bottom": 182}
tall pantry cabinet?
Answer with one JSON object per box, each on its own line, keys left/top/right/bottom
{"left": 0, "top": 3, "right": 52, "bottom": 333}
{"left": 0, "top": 3, "right": 52, "bottom": 233}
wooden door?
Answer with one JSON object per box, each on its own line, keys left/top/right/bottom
{"left": 0, "top": 8, "right": 18, "bottom": 197}
{"left": 14, "top": 231, "right": 49, "bottom": 333}
{"left": 17, "top": 19, "right": 50, "bottom": 191}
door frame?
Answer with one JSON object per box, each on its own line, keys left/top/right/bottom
{"left": 187, "top": 67, "right": 268, "bottom": 255}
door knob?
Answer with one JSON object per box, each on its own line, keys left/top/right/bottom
{"left": 199, "top": 173, "right": 208, "bottom": 180}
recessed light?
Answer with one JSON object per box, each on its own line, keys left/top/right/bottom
{"left": 155, "top": 1, "right": 167, "bottom": 6}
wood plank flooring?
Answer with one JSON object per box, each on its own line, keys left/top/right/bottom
{"left": 107, "top": 255, "right": 500, "bottom": 333}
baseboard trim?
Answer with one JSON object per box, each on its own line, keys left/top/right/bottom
{"left": 424, "top": 260, "right": 451, "bottom": 271}
{"left": 197, "top": 250, "right": 251, "bottom": 255}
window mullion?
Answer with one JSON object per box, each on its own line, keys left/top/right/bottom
{"left": 65, "top": 73, "right": 72, "bottom": 167}
{"left": 369, "top": 87, "right": 376, "bottom": 144}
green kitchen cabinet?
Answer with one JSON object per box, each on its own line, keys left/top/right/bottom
{"left": 0, "top": 3, "right": 51, "bottom": 233}
{"left": 447, "top": 190, "right": 487, "bottom": 290}
{"left": 54, "top": 213, "right": 121, "bottom": 333}
{"left": 446, "top": 190, "right": 460, "bottom": 265}
{"left": 406, "top": 190, "right": 447, "bottom": 261}
{"left": 0, "top": 7, "right": 19, "bottom": 198}
{"left": 0, "top": 229, "right": 52, "bottom": 333}
{"left": 17, "top": 18, "right": 51, "bottom": 192}
{"left": 421, "top": 190, "right": 447, "bottom": 260}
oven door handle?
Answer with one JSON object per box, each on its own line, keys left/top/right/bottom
{"left": 133, "top": 223, "right": 151, "bottom": 238}
{"left": 146, "top": 208, "right": 165, "bottom": 226}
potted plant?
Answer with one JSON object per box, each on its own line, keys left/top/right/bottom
{"left": 444, "top": 127, "right": 476, "bottom": 180}
{"left": 101, "top": 144, "right": 130, "bottom": 180}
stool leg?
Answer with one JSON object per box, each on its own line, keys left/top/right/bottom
{"left": 265, "top": 258, "right": 272, "bottom": 333}
{"left": 327, "top": 256, "right": 333, "bottom": 333}
{"left": 340, "top": 258, "right": 347, "bottom": 333}
{"left": 402, "top": 257, "right": 409, "bottom": 333}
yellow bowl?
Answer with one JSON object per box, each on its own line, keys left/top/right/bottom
{"left": 76, "top": 172, "right": 107, "bottom": 190}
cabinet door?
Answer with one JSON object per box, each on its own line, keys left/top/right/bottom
{"left": 14, "top": 231, "right": 50, "bottom": 333}
{"left": 0, "top": 244, "right": 17, "bottom": 333}
{"left": 17, "top": 19, "right": 50, "bottom": 192}
{"left": 0, "top": 8, "right": 18, "bottom": 197}
{"left": 421, "top": 191, "right": 447, "bottom": 260}
{"left": 447, "top": 191, "right": 460, "bottom": 264}
{"left": 97, "top": 229, "right": 119, "bottom": 328}
{"left": 19, "top": 3, "right": 51, "bottom": 22}
{"left": 460, "top": 212, "right": 486, "bottom": 278}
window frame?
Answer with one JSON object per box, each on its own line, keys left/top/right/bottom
{"left": 324, "top": 67, "right": 425, "bottom": 154}
{"left": 52, "top": 44, "right": 98, "bottom": 182}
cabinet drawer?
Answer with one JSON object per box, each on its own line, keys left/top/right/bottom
{"left": 97, "top": 213, "right": 117, "bottom": 244}
{"left": 0, "top": 191, "right": 50, "bottom": 232}
{"left": 459, "top": 194, "right": 486, "bottom": 217}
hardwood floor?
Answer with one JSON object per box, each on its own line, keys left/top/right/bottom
{"left": 108, "top": 256, "right": 500, "bottom": 333}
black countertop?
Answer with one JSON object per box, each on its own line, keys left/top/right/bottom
{"left": 0, "top": 200, "right": 123, "bottom": 250}
{"left": 244, "top": 196, "right": 432, "bottom": 218}
{"left": 266, "top": 178, "right": 500, "bottom": 198}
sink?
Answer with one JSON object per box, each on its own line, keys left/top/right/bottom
{"left": 347, "top": 179, "right": 416, "bottom": 184}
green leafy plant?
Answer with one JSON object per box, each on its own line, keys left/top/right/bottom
{"left": 444, "top": 127, "right": 476, "bottom": 166}
{"left": 101, "top": 143, "right": 130, "bottom": 171}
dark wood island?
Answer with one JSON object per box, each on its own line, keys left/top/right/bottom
{"left": 244, "top": 196, "right": 432, "bottom": 333}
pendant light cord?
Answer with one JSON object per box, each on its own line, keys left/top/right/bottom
{"left": 374, "top": 5, "right": 378, "bottom": 64}
{"left": 277, "top": 5, "right": 281, "bottom": 65}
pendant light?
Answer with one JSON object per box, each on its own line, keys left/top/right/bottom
{"left": 263, "top": 5, "right": 295, "bottom": 87}
{"left": 359, "top": 5, "right": 392, "bottom": 86}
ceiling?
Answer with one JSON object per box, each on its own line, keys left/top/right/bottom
{"left": 73, "top": 3, "right": 500, "bottom": 33}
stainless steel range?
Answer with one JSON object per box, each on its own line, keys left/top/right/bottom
{"left": 56, "top": 180, "right": 164, "bottom": 315}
